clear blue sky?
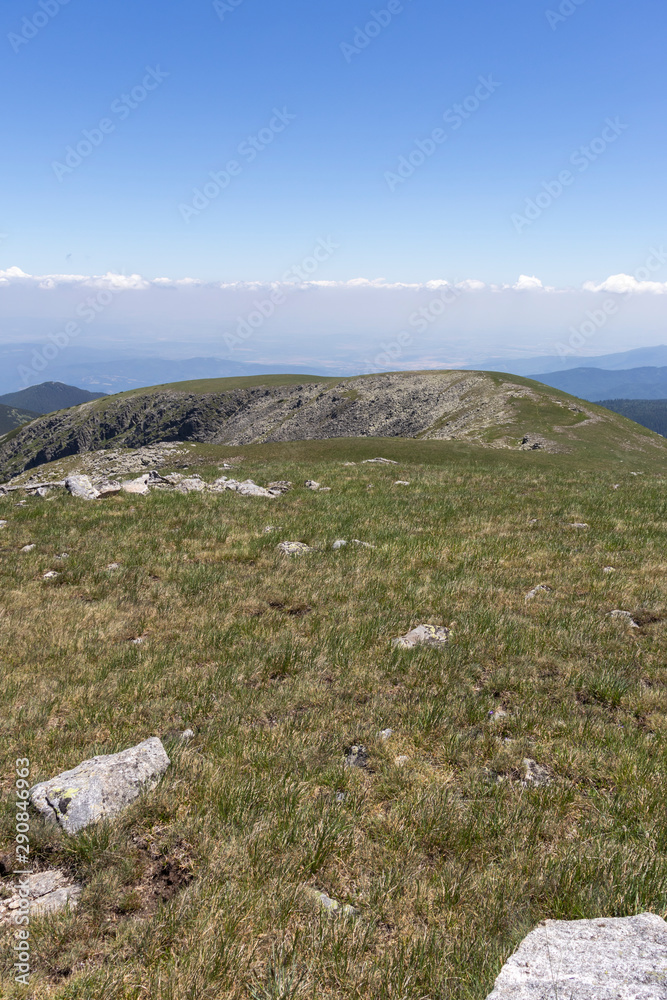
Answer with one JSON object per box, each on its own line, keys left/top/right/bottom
{"left": 1, "top": 0, "right": 665, "bottom": 286}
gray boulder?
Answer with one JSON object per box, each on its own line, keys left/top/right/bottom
{"left": 65, "top": 474, "right": 100, "bottom": 500}
{"left": 29, "top": 737, "right": 170, "bottom": 834}
{"left": 485, "top": 912, "right": 667, "bottom": 999}
{"left": 0, "top": 870, "right": 82, "bottom": 923}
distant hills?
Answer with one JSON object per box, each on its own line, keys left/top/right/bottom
{"left": 533, "top": 366, "right": 667, "bottom": 401}
{"left": 0, "top": 381, "right": 107, "bottom": 414}
{"left": 0, "top": 403, "right": 38, "bottom": 436}
{"left": 600, "top": 399, "right": 667, "bottom": 438}
{"left": 464, "top": 345, "right": 667, "bottom": 376}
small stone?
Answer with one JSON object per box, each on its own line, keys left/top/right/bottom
{"left": 394, "top": 480, "right": 410, "bottom": 486}
{"left": 55, "top": 552, "right": 69, "bottom": 560}
{"left": 485, "top": 913, "right": 667, "bottom": 1000}
{"left": 393, "top": 624, "right": 451, "bottom": 648}
{"left": 394, "top": 755, "right": 409, "bottom": 766}
{"left": 278, "top": 541, "right": 313, "bottom": 556}
{"left": 305, "top": 480, "right": 321, "bottom": 490}
{"left": 344, "top": 745, "right": 369, "bottom": 769}
{"left": 379, "top": 728, "right": 393, "bottom": 740}
{"left": 263, "top": 526, "right": 278, "bottom": 533}
{"left": 342, "top": 462, "right": 356, "bottom": 466}
{"left": 130, "top": 636, "right": 145, "bottom": 645}
{"left": 351, "top": 539, "right": 374, "bottom": 548}
{"left": 29, "top": 737, "right": 170, "bottom": 834}
{"left": 0, "top": 520, "right": 7, "bottom": 528}
{"left": 0, "top": 870, "right": 81, "bottom": 923}
{"left": 525, "top": 584, "right": 552, "bottom": 602}
{"left": 488, "top": 708, "right": 508, "bottom": 721}
{"left": 335, "top": 791, "right": 347, "bottom": 803}
{"left": 180, "top": 729, "right": 195, "bottom": 741}
{"left": 613, "top": 483, "right": 620, "bottom": 489}
{"left": 363, "top": 457, "right": 398, "bottom": 464}
{"left": 603, "top": 565, "right": 616, "bottom": 573}
{"left": 20, "top": 544, "right": 36, "bottom": 553}
{"left": 569, "top": 522, "right": 589, "bottom": 529}
{"left": 267, "top": 481, "right": 292, "bottom": 494}
{"left": 521, "top": 758, "right": 552, "bottom": 787}
{"left": 107, "top": 563, "right": 120, "bottom": 571}
{"left": 319, "top": 487, "right": 332, "bottom": 492}
{"left": 65, "top": 474, "right": 100, "bottom": 500}
{"left": 332, "top": 539, "right": 348, "bottom": 550}
{"left": 43, "top": 570, "right": 59, "bottom": 580}
{"left": 528, "top": 518, "right": 538, "bottom": 524}
{"left": 609, "top": 610, "right": 640, "bottom": 628}
{"left": 303, "top": 886, "right": 359, "bottom": 917}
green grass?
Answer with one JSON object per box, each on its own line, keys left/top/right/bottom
{"left": 0, "top": 438, "right": 665, "bottom": 998}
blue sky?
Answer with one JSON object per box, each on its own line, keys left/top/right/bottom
{"left": 2, "top": 0, "right": 665, "bottom": 285}
{"left": 1, "top": 0, "right": 666, "bottom": 382}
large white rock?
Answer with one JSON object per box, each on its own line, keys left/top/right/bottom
{"left": 121, "top": 475, "right": 151, "bottom": 495}
{"left": 65, "top": 474, "right": 100, "bottom": 500}
{"left": 485, "top": 913, "right": 667, "bottom": 999}
{"left": 29, "top": 737, "right": 170, "bottom": 834}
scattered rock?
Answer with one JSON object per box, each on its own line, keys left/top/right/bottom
{"left": 303, "top": 886, "right": 359, "bottom": 917}
{"left": 0, "top": 870, "right": 82, "bottom": 923}
{"left": 20, "top": 544, "right": 36, "bottom": 553}
{"left": 569, "top": 522, "right": 589, "bottom": 529}
{"left": 319, "top": 487, "right": 332, "bottom": 492}
{"left": 305, "top": 480, "right": 321, "bottom": 490}
{"left": 42, "top": 571, "right": 59, "bottom": 580}
{"left": 96, "top": 479, "right": 122, "bottom": 497}
{"left": 130, "top": 636, "right": 145, "bottom": 645}
{"left": 603, "top": 565, "right": 616, "bottom": 573}
{"left": 525, "top": 584, "right": 552, "bottom": 602}
{"left": 212, "top": 477, "right": 278, "bottom": 498}
{"left": 29, "top": 737, "right": 170, "bottom": 834}
{"left": 106, "top": 562, "right": 120, "bottom": 571}
{"left": 179, "top": 729, "right": 195, "bottom": 741}
{"left": 277, "top": 541, "right": 313, "bottom": 556}
{"left": 55, "top": 552, "right": 69, "bottom": 560}
{"left": 342, "top": 462, "right": 356, "bottom": 466}
{"left": 609, "top": 610, "right": 640, "bottom": 628}
{"left": 332, "top": 539, "right": 348, "bottom": 550}
{"left": 0, "top": 520, "right": 6, "bottom": 528}
{"left": 488, "top": 709, "right": 508, "bottom": 721}
{"left": 121, "top": 475, "right": 151, "bottom": 496}
{"left": 393, "top": 624, "right": 451, "bottom": 648}
{"left": 344, "top": 745, "right": 369, "bottom": 769}
{"left": 263, "top": 526, "right": 278, "bottom": 533}
{"left": 394, "top": 755, "right": 409, "bottom": 766}
{"left": 175, "top": 476, "right": 206, "bottom": 494}
{"left": 484, "top": 912, "right": 667, "bottom": 1000}
{"left": 380, "top": 728, "right": 393, "bottom": 741}
{"left": 521, "top": 758, "right": 552, "bottom": 788}
{"left": 528, "top": 518, "right": 538, "bottom": 524}
{"left": 363, "top": 458, "right": 398, "bottom": 465}
{"left": 335, "top": 791, "right": 347, "bottom": 803}
{"left": 613, "top": 483, "right": 620, "bottom": 490}
{"left": 394, "top": 480, "right": 410, "bottom": 486}
{"left": 267, "top": 481, "right": 292, "bottom": 494}
{"left": 332, "top": 539, "right": 374, "bottom": 550}
{"left": 65, "top": 474, "right": 100, "bottom": 500}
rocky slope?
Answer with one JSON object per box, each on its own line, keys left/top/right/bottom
{"left": 1, "top": 370, "right": 665, "bottom": 478}
{"left": 0, "top": 402, "right": 39, "bottom": 436}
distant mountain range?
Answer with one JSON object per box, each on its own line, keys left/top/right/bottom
{"left": 463, "top": 345, "right": 667, "bottom": 376}
{"left": 0, "top": 381, "right": 107, "bottom": 414}
{"left": 533, "top": 366, "right": 667, "bottom": 401}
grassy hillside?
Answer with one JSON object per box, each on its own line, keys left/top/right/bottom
{"left": 600, "top": 398, "right": 667, "bottom": 438}
{"left": 0, "top": 438, "right": 665, "bottom": 998}
{"left": 0, "top": 402, "right": 38, "bottom": 436}
{"left": 2, "top": 370, "right": 666, "bottom": 481}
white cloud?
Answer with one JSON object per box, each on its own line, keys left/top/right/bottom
{"left": 512, "top": 274, "right": 544, "bottom": 291}
{"left": 583, "top": 273, "right": 667, "bottom": 295}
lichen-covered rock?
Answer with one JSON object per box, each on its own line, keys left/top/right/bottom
{"left": 485, "top": 913, "right": 667, "bottom": 999}
{"left": 278, "top": 541, "right": 313, "bottom": 555}
{"left": 521, "top": 758, "right": 552, "bottom": 788}
{"left": 29, "top": 737, "right": 170, "bottom": 834}
{"left": 65, "top": 474, "right": 100, "bottom": 500}
{"left": 393, "top": 624, "right": 451, "bottom": 648}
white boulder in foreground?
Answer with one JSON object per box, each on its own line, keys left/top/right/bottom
{"left": 29, "top": 737, "right": 170, "bottom": 834}
{"left": 485, "top": 913, "right": 667, "bottom": 999}
{"left": 65, "top": 474, "right": 100, "bottom": 500}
